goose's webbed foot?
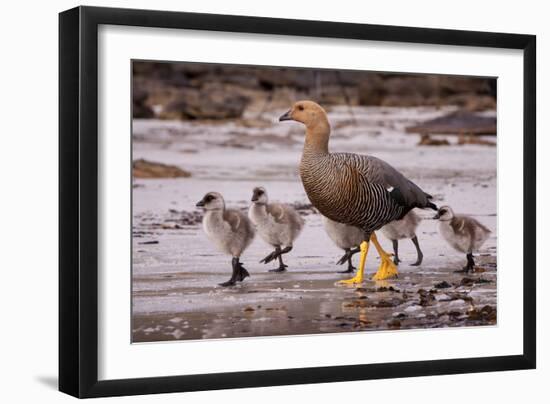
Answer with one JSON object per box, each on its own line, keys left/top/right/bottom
{"left": 371, "top": 234, "right": 398, "bottom": 281}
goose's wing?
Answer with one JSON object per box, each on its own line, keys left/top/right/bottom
{"left": 357, "top": 155, "right": 435, "bottom": 210}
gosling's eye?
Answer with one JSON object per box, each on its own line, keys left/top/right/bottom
{"left": 205, "top": 195, "right": 214, "bottom": 202}
{"left": 440, "top": 209, "right": 447, "bottom": 215}
{"left": 297, "top": 105, "right": 304, "bottom": 111}
{"left": 257, "top": 190, "right": 264, "bottom": 195}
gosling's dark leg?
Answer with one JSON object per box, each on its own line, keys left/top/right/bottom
{"left": 269, "top": 246, "right": 293, "bottom": 272}
{"left": 236, "top": 260, "right": 250, "bottom": 282}
{"left": 337, "top": 247, "right": 359, "bottom": 273}
{"left": 410, "top": 235, "right": 423, "bottom": 266}
{"left": 456, "top": 253, "right": 475, "bottom": 273}
{"left": 260, "top": 246, "right": 280, "bottom": 265}
{"left": 392, "top": 239, "right": 401, "bottom": 265}
{"left": 466, "top": 252, "right": 475, "bottom": 272}
{"left": 219, "top": 257, "right": 239, "bottom": 287}
{"left": 345, "top": 255, "right": 356, "bottom": 272}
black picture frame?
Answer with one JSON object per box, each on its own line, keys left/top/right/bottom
{"left": 59, "top": 5, "right": 536, "bottom": 398}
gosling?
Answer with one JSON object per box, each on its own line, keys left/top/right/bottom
{"left": 322, "top": 217, "right": 363, "bottom": 273}
{"left": 248, "top": 187, "right": 304, "bottom": 272}
{"left": 196, "top": 192, "right": 255, "bottom": 286}
{"left": 380, "top": 210, "right": 423, "bottom": 266}
{"left": 434, "top": 205, "right": 491, "bottom": 272}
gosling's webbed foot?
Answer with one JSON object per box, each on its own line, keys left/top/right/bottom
{"left": 260, "top": 251, "right": 279, "bottom": 264}
{"left": 236, "top": 265, "right": 250, "bottom": 282}
{"left": 219, "top": 279, "right": 237, "bottom": 287}
{"left": 455, "top": 266, "right": 473, "bottom": 274}
{"left": 269, "top": 264, "right": 287, "bottom": 273}
{"left": 336, "top": 252, "right": 351, "bottom": 266}
{"left": 410, "top": 256, "right": 423, "bottom": 266}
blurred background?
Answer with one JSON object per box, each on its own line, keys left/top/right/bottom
{"left": 133, "top": 61, "right": 496, "bottom": 121}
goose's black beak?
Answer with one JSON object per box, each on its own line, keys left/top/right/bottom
{"left": 196, "top": 200, "right": 205, "bottom": 207}
{"left": 279, "top": 109, "right": 292, "bottom": 121}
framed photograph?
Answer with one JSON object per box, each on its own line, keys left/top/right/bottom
{"left": 59, "top": 6, "right": 536, "bottom": 398}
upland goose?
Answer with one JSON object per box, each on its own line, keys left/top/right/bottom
{"left": 279, "top": 100, "right": 436, "bottom": 283}
{"left": 196, "top": 192, "right": 255, "bottom": 286}
{"left": 248, "top": 186, "right": 304, "bottom": 272}
{"left": 434, "top": 205, "right": 491, "bottom": 272}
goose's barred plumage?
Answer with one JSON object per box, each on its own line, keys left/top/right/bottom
{"left": 280, "top": 100, "right": 436, "bottom": 282}
{"left": 300, "top": 150, "right": 435, "bottom": 236}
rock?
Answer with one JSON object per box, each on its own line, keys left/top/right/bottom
{"left": 468, "top": 305, "right": 497, "bottom": 322}
{"left": 457, "top": 134, "right": 496, "bottom": 146}
{"left": 449, "top": 299, "right": 466, "bottom": 307}
{"left": 387, "top": 319, "right": 401, "bottom": 329}
{"left": 434, "top": 280, "right": 452, "bottom": 289}
{"left": 417, "top": 134, "right": 450, "bottom": 146}
{"left": 404, "top": 305, "right": 420, "bottom": 313}
{"left": 435, "top": 294, "right": 451, "bottom": 301}
{"left": 132, "top": 87, "right": 154, "bottom": 118}
{"left": 133, "top": 159, "right": 191, "bottom": 178}
{"left": 160, "top": 85, "right": 249, "bottom": 120}
{"left": 406, "top": 110, "right": 496, "bottom": 136}
{"left": 460, "top": 277, "right": 492, "bottom": 287}
{"left": 418, "top": 289, "right": 436, "bottom": 306}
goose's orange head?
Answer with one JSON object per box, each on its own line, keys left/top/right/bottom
{"left": 279, "top": 100, "right": 328, "bottom": 129}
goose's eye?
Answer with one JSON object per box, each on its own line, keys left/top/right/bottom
{"left": 297, "top": 105, "right": 304, "bottom": 111}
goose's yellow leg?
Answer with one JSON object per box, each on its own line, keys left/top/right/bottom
{"left": 371, "top": 233, "right": 398, "bottom": 280}
{"left": 337, "top": 240, "right": 369, "bottom": 285}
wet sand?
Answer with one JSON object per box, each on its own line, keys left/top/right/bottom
{"left": 132, "top": 106, "right": 497, "bottom": 343}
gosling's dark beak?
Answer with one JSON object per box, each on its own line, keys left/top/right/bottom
{"left": 251, "top": 196, "right": 258, "bottom": 202}
{"left": 433, "top": 213, "right": 440, "bottom": 220}
{"left": 279, "top": 109, "right": 292, "bottom": 122}
{"left": 196, "top": 199, "right": 205, "bottom": 207}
